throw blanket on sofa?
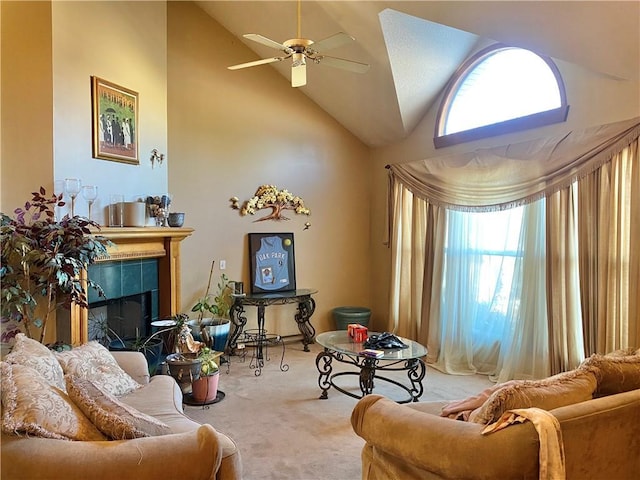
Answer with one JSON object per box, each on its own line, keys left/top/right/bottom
{"left": 482, "top": 408, "right": 565, "bottom": 480}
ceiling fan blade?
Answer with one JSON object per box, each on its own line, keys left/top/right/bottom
{"left": 309, "top": 32, "right": 355, "bottom": 53}
{"left": 243, "top": 34, "right": 288, "bottom": 52}
{"left": 228, "top": 57, "right": 284, "bottom": 70}
{"left": 317, "top": 55, "right": 370, "bottom": 74}
{"left": 291, "top": 63, "right": 307, "bottom": 88}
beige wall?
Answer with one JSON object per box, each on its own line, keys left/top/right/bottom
{"left": 50, "top": 0, "right": 168, "bottom": 222}
{"left": 0, "top": 1, "right": 54, "bottom": 211}
{"left": 1, "top": 1, "right": 169, "bottom": 222}
{"left": 168, "top": 2, "right": 371, "bottom": 335}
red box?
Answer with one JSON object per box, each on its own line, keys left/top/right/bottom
{"left": 348, "top": 324, "right": 368, "bottom": 343}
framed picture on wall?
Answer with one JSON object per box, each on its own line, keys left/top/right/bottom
{"left": 248, "top": 233, "right": 296, "bottom": 294}
{"left": 91, "top": 76, "right": 139, "bottom": 165}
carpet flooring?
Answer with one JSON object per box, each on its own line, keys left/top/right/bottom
{"left": 183, "top": 339, "right": 493, "bottom": 480}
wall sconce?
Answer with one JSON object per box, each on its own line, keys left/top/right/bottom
{"left": 150, "top": 149, "right": 165, "bottom": 168}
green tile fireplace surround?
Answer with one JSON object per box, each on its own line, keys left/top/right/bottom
{"left": 56, "top": 227, "right": 193, "bottom": 346}
{"left": 88, "top": 258, "right": 161, "bottom": 334}
{"left": 89, "top": 258, "right": 159, "bottom": 312}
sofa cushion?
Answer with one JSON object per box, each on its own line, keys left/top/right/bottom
{"left": 119, "top": 374, "right": 198, "bottom": 432}
{"left": 580, "top": 351, "right": 640, "bottom": 396}
{"left": 65, "top": 375, "right": 171, "bottom": 440}
{"left": 4, "top": 333, "right": 66, "bottom": 391}
{"left": 604, "top": 347, "right": 640, "bottom": 357}
{"left": 0, "top": 362, "right": 106, "bottom": 441}
{"left": 55, "top": 341, "right": 140, "bottom": 397}
{"left": 469, "top": 368, "right": 598, "bottom": 424}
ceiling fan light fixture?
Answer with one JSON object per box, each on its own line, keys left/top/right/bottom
{"left": 291, "top": 61, "right": 307, "bottom": 88}
{"left": 292, "top": 52, "right": 306, "bottom": 68}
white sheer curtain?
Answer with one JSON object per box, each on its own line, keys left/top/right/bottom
{"left": 431, "top": 201, "right": 550, "bottom": 380}
{"left": 492, "top": 199, "right": 550, "bottom": 381}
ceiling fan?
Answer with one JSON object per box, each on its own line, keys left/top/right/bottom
{"left": 227, "top": 0, "right": 370, "bottom": 87}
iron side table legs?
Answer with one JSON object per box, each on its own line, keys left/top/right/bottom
{"left": 228, "top": 302, "right": 247, "bottom": 352}
{"left": 295, "top": 296, "right": 316, "bottom": 351}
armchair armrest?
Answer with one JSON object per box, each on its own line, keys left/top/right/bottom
{"left": 110, "top": 350, "right": 150, "bottom": 385}
{"left": 1, "top": 425, "right": 222, "bottom": 480}
{"left": 351, "top": 395, "right": 541, "bottom": 479}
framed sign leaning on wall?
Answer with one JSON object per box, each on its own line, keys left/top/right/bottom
{"left": 91, "top": 76, "right": 139, "bottom": 165}
{"left": 248, "top": 233, "right": 296, "bottom": 294}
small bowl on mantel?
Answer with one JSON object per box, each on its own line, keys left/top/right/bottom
{"left": 168, "top": 212, "right": 185, "bottom": 227}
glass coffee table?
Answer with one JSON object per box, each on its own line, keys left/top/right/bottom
{"left": 315, "top": 331, "right": 427, "bottom": 403}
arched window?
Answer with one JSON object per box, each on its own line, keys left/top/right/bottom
{"left": 434, "top": 44, "right": 569, "bottom": 148}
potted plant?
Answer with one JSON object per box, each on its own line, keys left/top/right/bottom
{"left": 87, "top": 311, "right": 186, "bottom": 375}
{"left": 190, "top": 346, "right": 220, "bottom": 403}
{"left": 1, "top": 187, "right": 111, "bottom": 344}
{"left": 189, "top": 262, "right": 233, "bottom": 352}
{"left": 108, "top": 326, "right": 176, "bottom": 376}
{"left": 150, "top": 312, "right": 188, "bottom": 355}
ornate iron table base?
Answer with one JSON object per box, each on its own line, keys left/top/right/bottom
{"left": 316, "top": 349, "right": 426, "bottom": 403}
{"left": 237, "top": 329, "right": 289, "bottom": 376}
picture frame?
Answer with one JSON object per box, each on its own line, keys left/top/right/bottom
{"left": 248, "top": 233, "right": 296, "bottom": 294}
{"left": 91, "top": 76, "right": 139, "bottom": 165}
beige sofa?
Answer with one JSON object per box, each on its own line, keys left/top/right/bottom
{"left": 351, "top": 352, "right": 640, "bottom": 480}
{"left": 1, "top": 350, "right": 242, "bottom": 480}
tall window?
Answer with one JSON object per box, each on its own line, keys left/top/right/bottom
{"left": 434, "top": 44, "right": 569, "bottom": 148}
{"left": 435, "top": 46, "right": 564, "bottom": 373}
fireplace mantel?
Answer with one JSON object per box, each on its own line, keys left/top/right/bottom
{"left": 63, "top": 227, "right": 193, "bottom": 345}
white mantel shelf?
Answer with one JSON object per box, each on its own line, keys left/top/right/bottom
{"left": 65, "top": 227, "right": 194, "bottom": 345}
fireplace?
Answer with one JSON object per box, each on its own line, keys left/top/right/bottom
{"left": 86, "top": 256, "right": 160, "bottom": 343}
{"left": 55, "top": 226, "right": 193, "bottom": 346}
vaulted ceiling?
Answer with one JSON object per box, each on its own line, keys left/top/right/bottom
{"left": 196, "top": 1, "right": 640, "bottom": 148}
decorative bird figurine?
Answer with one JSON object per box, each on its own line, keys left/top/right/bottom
{"left": 304, "top": 222, "right": 311, "bottom": 230}
{"left": 230, "top": 197, "right": 240, "bottom": 209}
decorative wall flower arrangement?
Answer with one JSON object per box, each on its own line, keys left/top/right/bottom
{"left": 230, "top": 185, "right": 310, "bottom": 222}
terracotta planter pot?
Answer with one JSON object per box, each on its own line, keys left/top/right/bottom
{"left": 191, "top": 372, "right": 220, "bottom": 403}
